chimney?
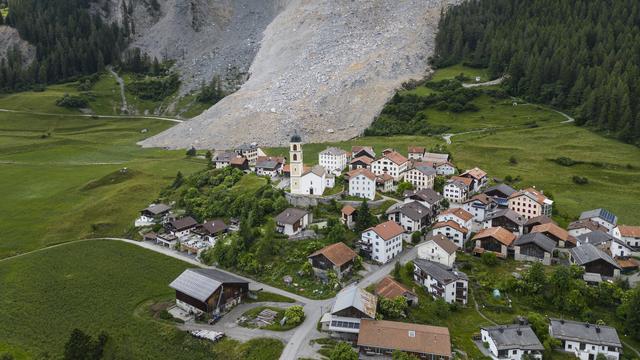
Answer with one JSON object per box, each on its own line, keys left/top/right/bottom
{"left": 596, "top": 326, "right": 601, "bottom": 333}
{"left": 517, "top": 329, "right": 522, "bottom": 336}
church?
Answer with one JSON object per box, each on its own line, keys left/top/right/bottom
{"left": 290, "top": 134, "right": 334, "bottom": 195}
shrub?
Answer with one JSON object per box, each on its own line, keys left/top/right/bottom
{"left": 509, "top": 156, "right": 518, "bottom": 165}
{"left": 284, "top": 305, "right": 305, "bottom": 325}
{"left": 55, "top": 94, "right": 88, "bottom": 108}
{"left": 572, "top": 176, "right": 588, "bottom": 185}
{"left": 481, "top": 252, "right": 498, "bottom": 266}
{"left": 553, "top": 156, "right": 581, "bottom": 167}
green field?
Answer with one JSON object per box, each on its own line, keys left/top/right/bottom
{"left": 0, "top": 240, "right": 283, "bottom": 359}
{"left": 0, "top": 111, "right": 205, "bottom": 259}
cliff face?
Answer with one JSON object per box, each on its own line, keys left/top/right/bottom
{"left": 140, "top": 0, "right": 456, "bottom": 150}
{"left": 0, "top": 25, "right": 35, "bottom": 65}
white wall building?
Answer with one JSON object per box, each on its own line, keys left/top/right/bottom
{"left": 371, "top": 151, "right": 409, "bottom": 181}
{"left": 436, "top": 208, "right": 474, "bottom": 231}
{"left": 360, "top": 221, "right": 405, "bottom": 264}
{"left": 443, "top": 177, "right": 471, "bottom": 203}
{"left": 579, "top": 208, "right": 618, "bottom": 234}
{"left": 480, "top": 325, "right": 544, "bottom": 360}
{"left": 549, "top": 319, "right": 622, "bottom": 360}
{"left": 619, "top": 225, "right": 640, "bottom": 250}
{"left": 432, "top": 221, "right": 469, "bottom": 248}
{"left": 413, "top": 259, "right": 468, "bottom": 305}
{"left": 403, "top": 165, "right": 436, "bottom": 190}
{"left": 462, "top": 194, "right": 495, "bottom": 223}
{"left": 319, "top": 147, "right": 348, "bottom": 174}
{"left": 435, "top": 162, "right": 456, "bottom": 176}
{"left": 416, "top": 234, "right": 457, "bottom": 267}
{"left": 346, "top": 168, "right": 377, "bottom": 200}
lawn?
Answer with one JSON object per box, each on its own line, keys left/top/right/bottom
{"left": 0, "top": 240, "right": 283, "bottom": 360}
{"left": 430, "top": 63, "right": 491, "bottom": 83}
{"left": 0, "top": 111, "right": 205, "bottom": 259}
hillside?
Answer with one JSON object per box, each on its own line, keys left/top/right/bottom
{"left": 139, "top": 0, "right": 456, "bottom": 149}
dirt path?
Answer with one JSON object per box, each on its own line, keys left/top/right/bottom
{"left": 0, "top": 107, "right": 183, "bottom": 123}
{"left": 462, "top": 76, "right": 505, "bottom": 88}
{"left": 107, "top": 66, "right": 128, "bottom": 114}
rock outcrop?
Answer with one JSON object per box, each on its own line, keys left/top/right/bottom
{"left": 0, "top": 25, "right": 35, "bottom": 66}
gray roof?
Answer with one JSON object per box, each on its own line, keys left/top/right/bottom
{"left": 482, "top": 325, "right": 544, "bottom": 351}
{"left": 484, "top": 184, "right": 517, "bottom": 198}
{"left": 404, "top": 188, "right": 443, "bottom": 205}
{"left": 304, "top": 164, "right": 328, "bottom": 177}
{"left": 169, "top": 268, "right": 248, "bottom": 302}
{"left": 331, "top": 286, "right": 377, "bottom": 319}
{"left": 576, "top": 231, "right": 614, "bottom": 246}
{"left": 169, "top": 216, "right": 198, "bottom": 231}
{"left": 569, "top": 243, "right": 620, "bottom": 269}
{"left": 320, "top": 147, "right": 347, "bottom": 157}
{"left": 413, "top": 259, "right": 468, "bottom": 285}
{"left": 386, "top": 201, "right": 430, "bottom": 221}
{"left": 549, "top": 319, "right": 621, "bottom": 347}
{"left": 143, "top": 203, "right": 171, "bottom": 215}
{"left": 213, "top": 151, "right": 237, "bottom": 162}
{"left": 256, "top": 159, "right": 280, "bottom": 170}
{"left": 199, "top": 219, "right": 227, "bottom": 235}
{"left": 423, "top": 152, "right": 449, "bottom": 162}
{"left": 275, "top": 208, "right": 309, "bottom": 225}
{"left": 236, "top": 143, "right": 257, "bottom": 151}
{"left": 412, "top": 165, "right": 437, "bottom": 176}
{"left": 579, "top": 208, "right": 618, "bottom": 225}
{"left": 514, "top": 233, "right": 556, "bottom": 253}
{"left": 486, "top": 208, "right": 526, "bottom": 225}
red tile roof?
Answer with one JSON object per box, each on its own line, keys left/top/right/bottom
{"left": 432, "top": 220, "right": 469, "bottom": 234}
{"left": 439, "top": 208, "right": 473, "bottom": 222}
{"left": 375, "top": 276, "right": 416, "bottom": 299}
{"left": 342, "top": 205, "right": 356, "bottom": 216}
{"left": 620, "top": 225, "right": 640, "bottom": 238}
{"left": 308, "top": 242, "right": 358, "bottom": 267}
{"left": 473, "top": 227, "right": 516, "bottom": 246}
{"left": 367, "top": 221, "right": 405, "bottom": 241}
{"left": 358, "top": 320, "right": 452, "bottom": 358}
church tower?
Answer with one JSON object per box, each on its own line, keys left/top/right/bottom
{"left": 289, "top": 132, "right": 303, "bottom": 194}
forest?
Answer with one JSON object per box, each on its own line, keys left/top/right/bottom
{"left": 0, "top": 0, "right": 127, "bottom": 92}
{"left": 432, "top": 0, "right": 640, "bottom": 145}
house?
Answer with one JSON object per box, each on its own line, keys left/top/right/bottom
{"left": 169, "top": 268, "right": 249, "bottom": 315}
{"left": 531, "top": 223, "right": 574, "bottom": 248}
{"left": 290, "top": 135, "right": 334, "bottom": 195}
{"left": 432, "top": 221, "right": 469, "bottom": 248}
{"left": 483, "top": 208, "right": 526, "bottom": 235}
{"left": 524, "top": 215, "right": 555, "bottom": 234}
{"left": 165, "top": 217, "right": 198, "bottom": 238}
{"left": 341, "top": 205, "right": 357, "bottom": 229}
{"left": 351, "top": 146, "right": 376, "bottom": 160}
{"left": 375, "top": 276, "right": 419, "bottom": 306}
{"left": 473, "top": 227, "right": 516, "bottom": 258}
{"left": 569, "top": 243, "right": 621, "bottom": 278}
{"left": 191, "top": 219, "right": 227, "bottom": 244}
{"left": 575, "top": 230, "right": 615, "bottom": 248}
{"left": 413, "top": 259, "right": 468, "bottom": 305}
{"left": 136, "top": 203, "right": 172, "bottom": 226}
{"left": 619, "top": 225, "right": 640, "bottom": 250}
{"left": 508, "top": 188, "right": 553, "bottom": 220}
{"left": 404, "top": 165, "right": 436, "bottom": 190}
{"left": 460, "top": 167, "right": 488, "bottom": 192}
{"left": 357, "top": 320, "right": 452, "bottom": 359}
{"left": 480, "top": 325, "right": 544, "bottom": 360}
{"left": 484, "top": 183, "right": 517, "bottom": 207}
{"left": 156, "top": 233, "right": 178, "bottom": 248}
{"left": 416, "top": 234, "right": 458, "bottom": 267}
{"left": 319, "top": 147, "right": 348, "bottom": 174}
{"left": 234, "top": 143, "right": 259, "bottom": 164}
{"left": 611, "top": 239, "right": 634, "bottom": 260}
{"left": 443, "top": 176, "right": 472, "bottom": 203}
{"left": 568, "top": 220, "right": 609, "bottom": 238}
{"left": 371, "top": 151, "right": 409, "bottom": 181}
{"left": 423, "top": 152, "right": 450, "bottom": 164}
{"left": 254, "top": 156, "right": 284, "bottom": 177}
{"left": 403, "top": 189, "right": 444, "bottom": 214}
{"left": 376, "top": 173, "right": 395, "bottom": 193}
{"left": 346, "top": 168, "right": 377, "bottom": 200}
{"left": 513, "top": 232, "right": 556, "bottom": 265}
{"left": 349, "top": 156, "right": 374, "bottom": 171}
{"left": 435, "top": 161, "right": 457, "bottom": 176}
{"left": 463, "top": 194, "right": 497, "bottom": 223}
{"left": 407, "top": 146, "right": 426, "bottom": 160}
{"left": 386, "top": 201, "right": 431, "bottom": 238}
{"left": 549, "top": 319, "right": 622, "bottom": 360}
{"left": 320, "top": 286, "right": 377, "bottom": 339}
{"left": 308, "top": 242, "right": 358, "bottom": 280}
{"left": 229, "top": 155, "right": 249, "bottom": 170}
{"left": 579, "top": 208, "right": 618, "bottom": 233}
{"left": 275, "top": 208, "right": 311, "bottom": 236}
{"left": 360, "top": 220, "right": 405, "bottom": 264}
{"left": 437, "top": 208, "right": 474, "bottom": 230}
{"left": 212, "top": 151, "right": 238, "bottom": 169}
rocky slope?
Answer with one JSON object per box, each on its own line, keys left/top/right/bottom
{"left": 0, "top": 25, "right": 35, "bottom": 65}
{"left": 140, "top": 0, "right": 456, "bottom": 150}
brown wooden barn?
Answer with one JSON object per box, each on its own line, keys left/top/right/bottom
{"left": 169, "top": 268, "right": 249, "bottom": 315}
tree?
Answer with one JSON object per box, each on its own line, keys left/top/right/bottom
{"left": 284, "top": 305, "right": 305, "bottom": 325}
{"left": 170, "top": 171, "right": 184, "bottom": 189}
{"left": 185, "top": 147, "right": 196, "bottom": 157}
{"left": 523, "top": 262, "right": 546, "bottom": 295}
{"left": 411, "top": 231, "right": 422, "bottom": 244}
{"left": 355, "top": 200, "right": 376, "bottom": 232}
{"left": 621, "top": 286, "right": 640, "bottom": 340}
{"left": 481, "top": 252, "right": 497, "bottom": 266}
{"left": 434, "top": 176, "right": 446, "bottom": 193}
{"left": 63, "top": 329, "right": 108, "bottom": 360}
{"left": 379, "top": 296, "right": 408, "bottom": 319}
{"left": 396, "top": 181, "right": 414, "bottom": 196}
{"left": 329, "top": 342, "right": 358, "bottom": 360}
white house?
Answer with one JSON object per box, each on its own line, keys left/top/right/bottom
{"left": 619, "top": 225, "right": 640, "bottom": 251}
{"left": 459, "top": 167, "right": 488, "bottom": 192}
{"left": 360, "top": 221, "right": 405, "bottom": 264}
{"left": 416, "top": 234, "right": 458, "bottom": 267}
{"left": 463, "top": 194, "right": 496, "bottom": 223}
{"left": 443, "top": 176, "right": 472, "bottom": 203}
{"left": 234, "top": 143, "right": 259, "bottom": 164}
{"left": 480, "top": 325, "right": 544, "bottom": 360}
{"left": 275, "top": 208, "right": 311, "bottom": 236}
{"left": 404, "top": 189, "right": 444, "bottom": 214}
{"left": 254, "top": 156, "right": 284, "bottom": 177}
{"left": 434, "top": 161, "right": 456, "bottom": 176}
{"left": 413, "top": 259, "right": 468, "bottom": 305}
{"left": 319, "top": 147, "right": 348, "bottom": 174}
{"left": 567, "top": 219, "right": 609, "bottom": 238}
{"left": 191, "top": 219, "right": 228, "bottom": 245}
{"left": 165, "top": 217, "right": 198, "bottom": 239}
{"left": 508, "top": 188, "right": 553, "bottom": 220}
{"left": 611, "top": 239, "right": 633, "bottom": 258}
{"left": 385, "top": 201, "right": 431, "bottom": 239}
{"left": 212, "top": 151, "right": 238, "bottom": 169}
{"left": 437, "top": 208, "right": 474, "bottom": 231}
{"left": 423, "top": 152, "right": 449, "bottom": 164}
{"left": 407, "top": 146, "right": 425, "bottom": 160}
{"left": 346, "top": 168, "right": 377, "bottom": 200}
{"left": 403, "top": 165, "right": 436, "bottom": 190}
{"left": 136, "top": 203, "right": 172, "bottom": 227}
{"left": 579, "top": 208, "right": 618, "bottom": 234}
{"left": 431, "top": 221, "right": 469, "bottom": 248}
{"left": 549, "top": 319, "right": 622, "bottom": 360}
{"left": 320, "top": 287, "right": 377, "bottom": 340}
{"left": 371, "top": 151, "right": 409, "bottom": 181}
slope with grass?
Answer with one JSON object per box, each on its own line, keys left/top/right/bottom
{"left": 0, "top": 240, "right": 283, "bottom": 360}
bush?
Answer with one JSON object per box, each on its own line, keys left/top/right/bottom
{"left": 55, "top": 94, "right": 88, "bottom": 108}
{"left": 509, "top": 156, "right": 518, "bottom": 165}
{"left": 128, "top": 73, "right": 180, "bottom": 101}
{"left": 572, "top": 175, "right": 588, "bottom": 185}
{"left": 553, "top": 156, "right": 581, "bottom": 167}
{"left": 284, "top": 305, "right": 305, "bottom": 325}
{"left": 481, "top": 252, "right": 498, "bottom": 266}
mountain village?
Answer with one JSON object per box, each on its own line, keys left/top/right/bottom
{"left": 132, "top": 135, "right": 640, "bottom": 360}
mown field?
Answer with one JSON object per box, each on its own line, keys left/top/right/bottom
{"left": 0, "top": 111, "right": 205, "bottom": 259}
{"left": 0, "top": 240, "right": 283, "bottom": 360}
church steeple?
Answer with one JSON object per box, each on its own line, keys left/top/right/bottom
{"left": 289, "top": 132, "right": 303, "bottom": 194}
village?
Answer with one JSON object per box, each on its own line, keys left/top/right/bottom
{"left": 132, "top": 135, "right": 640, "bottom": 360}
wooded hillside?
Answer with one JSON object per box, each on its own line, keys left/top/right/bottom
{"left": 432, "top": 0, "right": 640, "bottom": 145}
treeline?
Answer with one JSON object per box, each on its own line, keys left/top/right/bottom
{"left": 432, "top": 0, "right": 640, "bottom": 145}
{"left": 0, "top": 0, "right": 128, "bottom": 92}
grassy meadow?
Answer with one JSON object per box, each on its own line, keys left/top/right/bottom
{"left": 0, "top": 240, "right": 283, "bottom": 359}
